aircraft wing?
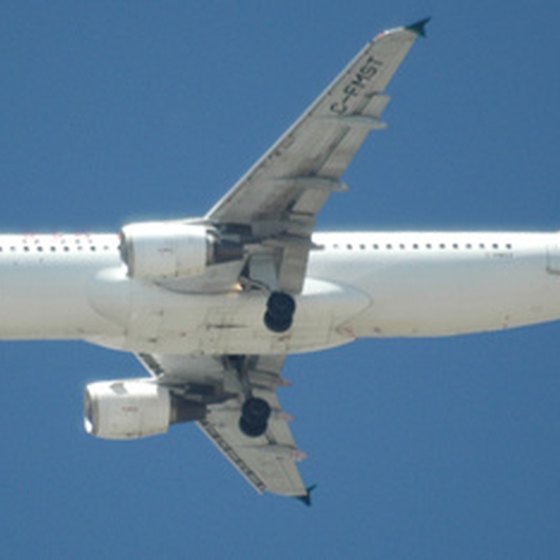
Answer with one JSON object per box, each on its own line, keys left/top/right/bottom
{"left": 205, "top": 19, "right": 428, "bottom": 293}
{"left": 137, "top": 353, "right": 308, "bottom": 499}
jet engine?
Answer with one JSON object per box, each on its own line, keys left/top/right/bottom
{"left": 84, "top": 378, "right": 206, "bottom": 440}
{"left": 120, "top": 222, "right": 242, "bottom": 280}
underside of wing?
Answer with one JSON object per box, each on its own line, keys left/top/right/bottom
{"left": 202, "top": 20, "right": 427, "bottom": 294}
{"left": 137, "top": 353, "right": 308, "bottom": 499}
{"left": 199, "top": 391, "right": 306, "bottom": 498}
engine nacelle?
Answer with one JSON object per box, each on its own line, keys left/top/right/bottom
{"left": 120, "top": 222, "right": 242, "bottom": 280}
{"left": 83, "top": 378, "right": 206, "bottom": 440}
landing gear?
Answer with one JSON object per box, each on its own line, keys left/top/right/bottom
{"left": 225, "top": 356, "right": 272, "bottom": 438}
{"left": 264, "top": 292, "right": 296, "bottom": 333}
{"left": 239, "top": 397, "right": 271, "bottom": 437}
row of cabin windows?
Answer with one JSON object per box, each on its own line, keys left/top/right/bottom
{"left": 329, "top": 242, "right": 514, "bottom": 251}
{"left": 0, "top": 244, "right": 113, "bottom": 253}
{"left": 0, "top": 239, "right": 515, "bottom": 253}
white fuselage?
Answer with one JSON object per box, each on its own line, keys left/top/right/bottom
{"left": 1, "top": 231, "right": 559, "bottom": 355}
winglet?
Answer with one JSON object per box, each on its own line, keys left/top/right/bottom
{"left": 405, "top": 17, "right": 431, "bottom": 37}
{"left": 295, "top": 484, "right": 317, "bottom": 507}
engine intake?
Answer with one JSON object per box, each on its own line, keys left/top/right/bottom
{"left": 84, "top": 378, "right": 206, "bottom": 440}
{"left": 120, "top": 222, "right": 242, "bottom": 280}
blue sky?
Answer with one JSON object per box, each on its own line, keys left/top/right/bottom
{"left": 1, "top": 2, "right": 560, "bottom": 559}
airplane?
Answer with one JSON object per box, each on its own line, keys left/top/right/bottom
{"left": 3, "top": 18, "right": 558, "bottom": 505}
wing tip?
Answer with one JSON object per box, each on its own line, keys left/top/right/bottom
{"left": 295, "top": 484, "right": 317, "bottom": 507}
{"left": 405, "top": 17, "right": 431, "bottom": 37}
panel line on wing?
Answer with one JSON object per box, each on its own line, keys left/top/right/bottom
{"left": 198, "top": 418, "right": 268, "bottom": 494}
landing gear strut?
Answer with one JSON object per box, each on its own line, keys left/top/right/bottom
{"left": 264, "top": 291, "right": 296, "bottom": 333}
{"left": 239, "top": 397, "right": 271, "bottom": 437}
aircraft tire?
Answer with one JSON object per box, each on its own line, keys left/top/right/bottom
{"left": 239, "top": 397, "right": 271, "bottom": 438}
{"left": 267, "top": 292, "right": 296, "bottom": 317}
{"left": 264, "top": 292, "right": 295, "bottom": 333}
{"left": 264, "top": 311, "right": 292, "bottom": 333}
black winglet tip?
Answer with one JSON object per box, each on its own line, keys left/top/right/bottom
{"left": 296, "top": 484, "right": 317, "bottom": 507}
{"left": 406, "top": 17, "right": 431, "bottom": 37}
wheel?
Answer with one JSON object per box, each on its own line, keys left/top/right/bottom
{"left": 242, "top": 397, "right": 271, "bottom": 424}
{"left": 264, "top": 311, "right": 293, "bottom": 333}
{"left": 239, "top": 397, "right": 271, "bottom": 438}
{"left": 264, "top": 292, "right": 296, "bottom": 333}
{"left": 267, "top": 292, "right": 296, "bottom": 317}
{"left": 239, "top": 416, "right": 267, "bottom": 437}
